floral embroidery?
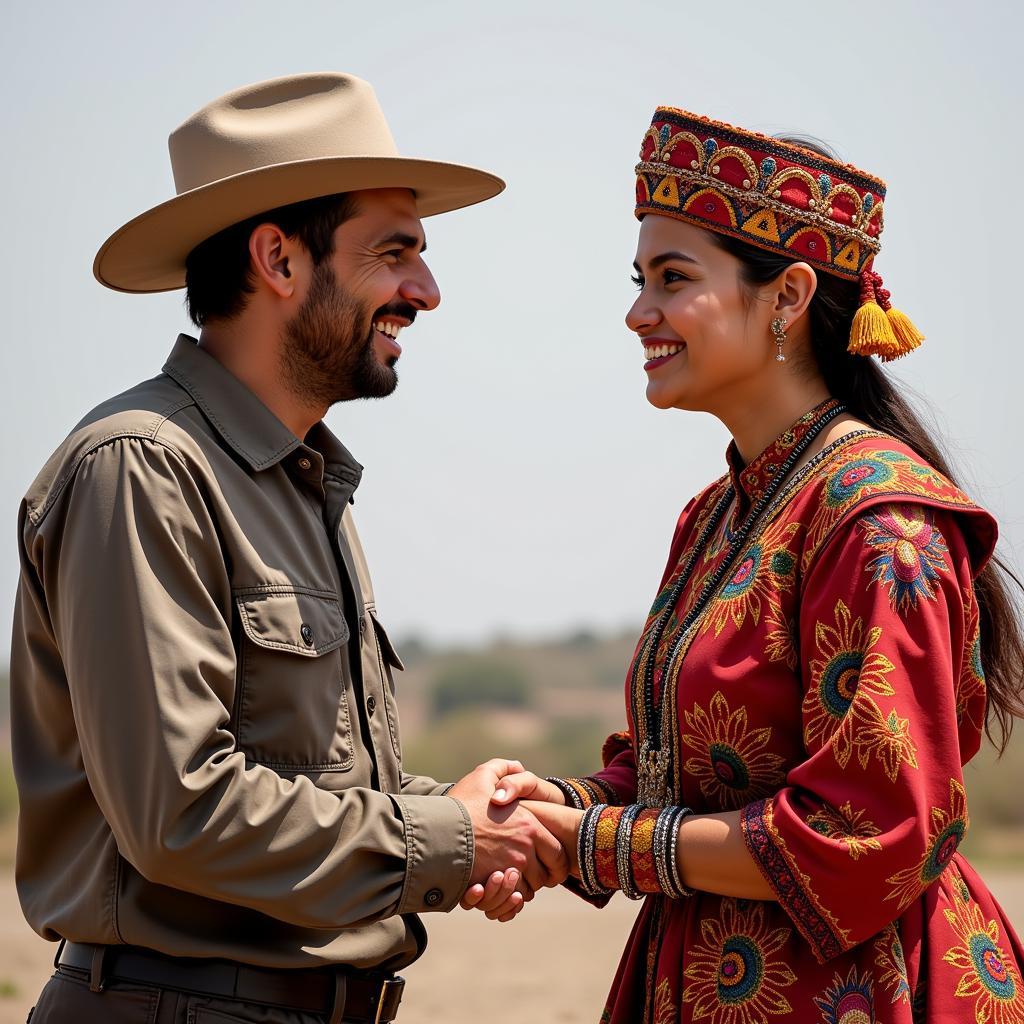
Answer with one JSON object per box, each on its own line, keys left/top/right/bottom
{"left": 885, "top": 779, "right": 969, "bottom": 912}
{"left": 763, "top": 610, "right": 798, "bottom": 669}
{"left": 683, "top": 692, "right": 786, "bottom": 810}
{"left": 683, "top": 899, "right": 797, "bottom": 1023}
{"left": 803, "top": 598, "right": 895, "bottom": 764}
{"left": 873, "top": 923, "right": 911, "bottom": 1006}
{"left": 851, "top": 699, "right": 920, "bottom": 782}
{"left": 942, "top": 877, "right": 1024, "bottom": 1023}
{"left": 813, "top": 964, "right": 875, "bottom": 1023}
{"left": 806, "top": 801, "right": 883, "bottom": 860}
{"left": 653, "top": 977, "right": 677, "bottom": 1024}
{"left": 957, "top": 586, "right": 986, "bottom": 729}
{"left": 741, "top": 799, "right": 851, "bottom": 960}
{"left": 860, "top": 504, "right": 950, "bottom": 613}
{"left": 801, "top": 443, "right": 980, "bottom": 576}
{"left": 701, "top": 521, "right": 800, "bottom": 638}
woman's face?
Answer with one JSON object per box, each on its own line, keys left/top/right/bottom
{"left": 626, "top": 215, "right": 776, "bottom": 414}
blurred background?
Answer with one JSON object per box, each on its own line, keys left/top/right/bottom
{"left": 2, "top": 1, "right": 1023, "bottom": 1021}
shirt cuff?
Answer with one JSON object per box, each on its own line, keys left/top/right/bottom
{"left": 392, "top": 794, "right": 474, "bottom": 914}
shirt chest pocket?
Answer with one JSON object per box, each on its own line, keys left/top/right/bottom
{"left": 233, "top": 587, "right": 353, "bottom": 771}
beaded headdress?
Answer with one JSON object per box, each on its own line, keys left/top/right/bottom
{"left": 635, "top": 107, "right": 923, "bottom": 360}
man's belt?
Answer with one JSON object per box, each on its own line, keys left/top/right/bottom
{"left": 56, "top": 940, "right": 404, "bottom": 1024}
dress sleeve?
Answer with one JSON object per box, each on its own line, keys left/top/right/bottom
{"left": 740, "top": 502, "right": 985, "bottom": 962}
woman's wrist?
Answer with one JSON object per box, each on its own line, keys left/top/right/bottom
{"left": 575, "top": 802, "right": 695, "bottom": 899}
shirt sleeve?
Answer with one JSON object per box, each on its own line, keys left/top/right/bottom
{"left": 32, "top": 436, "right": 473, "bottom": 927}
{"left": 740, "top": 502, "right": 984, "bottom": 962}
{"left": 399, "top": 772, "right": 453, "bottom": 797}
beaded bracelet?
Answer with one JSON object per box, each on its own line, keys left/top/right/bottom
{"left": 615, "top": 804, "right": 644, "bottom": 900}
{"left": 546, "top": 775, "right": 617, "bottom": 810}
{"left": 628, "top": 807, "right": 663, "bottom": 896}
{"left": 545, "top": 777, "right": 585, "bottom": 810}
{"left": 577, "top": 804, "right": 612, "bottom": 897}
{"left": 581, "top": 803, "right": 695, "bottom": 900}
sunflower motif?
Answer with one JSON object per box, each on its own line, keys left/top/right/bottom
{"left": 825, "top": 456, "right": 897, "bottom": 508}
{"left": 860, "top": 504, "right": 950, "bottom": 614}
{"left": 957, "top": 588, "right": 986, "bottom": 729}
{"left": 683, "top": 899, "right": 797, "bottom": 1023}
{"left": 942, "top": 878, "right": 1024, "bottom": 1024}
{"left": 806, "top": 801, "right": 883, "bottom": 860}
{"left": 885, "top": 779, "right": 969, "bottom": 913}
{"left": 873, "top": 923, "right": 911, "bottom": 1006}
{"left": 683, "top": 692, "right": 787, "bottom": 810}
{"left": 850, "top": 699, "right": 919, "bottom": 782}
{"left": 763, "top": 611, "right": 799, "bottom": 670}
{"left": 803, "top": 599, "right": 896, "bottom": 764}
{"left": 653, "top": 977, "right": 677, "bottom": 1024}
{"left": 813, "top": 964, "right": 875, "bottom": 1024}
{"left": 701, "top": 520, "right": 800, "bottom": 638}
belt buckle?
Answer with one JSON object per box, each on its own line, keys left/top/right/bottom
{"left": 374, "top": 976, "right": 404, "bottom": 1024}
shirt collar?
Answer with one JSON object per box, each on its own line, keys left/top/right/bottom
{"left": 162, "top": 335, "right": 363, "bottom": 492}
{"left": 726, "top": 398, "right": 842, "bottom": 507}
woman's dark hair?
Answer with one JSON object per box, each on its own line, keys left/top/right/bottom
{"left": 713, "top": 135, "right": 1024, "bottom": 753}
{"left": 184, "top": 191, "right": 359, "bottom": 326}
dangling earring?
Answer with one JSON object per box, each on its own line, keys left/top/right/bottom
{"left": 771, "top": 317, "right": 788, "bottom": 362}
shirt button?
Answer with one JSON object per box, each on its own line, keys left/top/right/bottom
{"left": 359, "top": 616, "right": 367, "bottom": 636}
{"left": 300, "top": 623, "right": 314, "bottom": 646}
{"left": 425, "top": 888, "right": 443, "bottom": 907}
{"left": 366, "top": 695, "right": 377, "bottom": 716}
{"left": 297, "top": 457, "right": 312, "bottom": 471}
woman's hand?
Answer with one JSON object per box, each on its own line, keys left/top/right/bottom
{"left": 521, "top": 800, "right": 583, "bottom": 877}
{"left": 460, "top": 868, "right": 528, "bottom": 923}
{"left": 490, "top": 771, "right": 567, "bottom": 808}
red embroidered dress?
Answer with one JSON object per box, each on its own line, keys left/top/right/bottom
{"left": 579, "top": 409, "right": 1024, "bottom": 1024}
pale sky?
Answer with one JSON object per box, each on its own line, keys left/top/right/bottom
{"left": 3, "top": 0, "right": 1022, "bottom": 650}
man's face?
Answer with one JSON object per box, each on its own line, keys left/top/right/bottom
{"left": 280, "top": 188, "right": 440, "bottom": 408}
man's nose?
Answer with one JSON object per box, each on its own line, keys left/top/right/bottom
{"left": 400, "top": 262, "right": 441, "bottom": 311}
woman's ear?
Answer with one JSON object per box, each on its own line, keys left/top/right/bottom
{"left": 768, "top": 261, "right": 817, "bottom": 330}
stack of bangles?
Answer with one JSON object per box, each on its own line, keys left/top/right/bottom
{"left": 546, "top": 777, "right": 694, "bottom": 900}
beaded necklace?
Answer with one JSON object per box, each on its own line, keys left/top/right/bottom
{"left": 633, "top": 398, "right": 847, "bottom": 807}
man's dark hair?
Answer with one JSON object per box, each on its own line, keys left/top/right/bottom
{"left": 184, "top": 191, "right": 359, "bottom": 326}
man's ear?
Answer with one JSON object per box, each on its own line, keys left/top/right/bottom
{"left": 248, "top": 223, "right": 299, "bottom": 299}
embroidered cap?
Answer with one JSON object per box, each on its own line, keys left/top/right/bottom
{"left": 635, "top": 107, "right": 923, "bottom": 360}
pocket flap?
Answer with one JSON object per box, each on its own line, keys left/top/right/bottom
{"left": 369, "top": 609, "right": 405, "bottom": 671}
{"left": 235, "top": 587, "right": 349, "bottom": 656}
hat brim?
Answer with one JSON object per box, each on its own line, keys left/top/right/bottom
{"left": 93, "top": 156, "right": 505, "bottom": 293}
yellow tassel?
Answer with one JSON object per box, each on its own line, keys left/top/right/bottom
{"left": 883, "top": 307, "right": 925, "bottom": 361}
{"left": 848, "top": 300, "right": 900, "bottom": 359}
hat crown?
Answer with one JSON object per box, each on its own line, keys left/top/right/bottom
{"left": 169, "top": 73, "right": 399, "bottom": 195}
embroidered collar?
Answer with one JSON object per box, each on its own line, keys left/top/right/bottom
{"left": 726, "top": 398, "right": 843, "bottom": 508}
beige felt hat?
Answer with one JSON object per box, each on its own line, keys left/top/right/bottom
{"left": 93, "top": 72, "right": 506, "bottom": 293}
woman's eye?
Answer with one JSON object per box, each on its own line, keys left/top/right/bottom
{"left": 630, "top": 273, "right": 644, "bottom": 289}
{"left": 663, "top": 269, "right": 688, "bottom": 285}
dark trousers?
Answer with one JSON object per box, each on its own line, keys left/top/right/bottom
{"left": 29, "top": 968, "right": 335, "bottom": 1024}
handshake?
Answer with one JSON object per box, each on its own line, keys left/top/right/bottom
{"left": 447, "top": 758, "right": 585, "bottom": 923}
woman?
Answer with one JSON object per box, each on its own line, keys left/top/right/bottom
{"left": 476, "top": 108, "right": 1024, "bottom": 1022}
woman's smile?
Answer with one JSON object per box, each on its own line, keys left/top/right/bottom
{"left": 641, "top": 335, "right": 686, "bottom": 371}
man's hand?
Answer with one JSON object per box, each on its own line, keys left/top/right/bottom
{"left": 449, "top": 759, "right": 570, "bottom": 916}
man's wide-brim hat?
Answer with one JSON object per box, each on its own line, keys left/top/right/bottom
{"left": 94, "top": 73, "right": 505, "bottom": 293}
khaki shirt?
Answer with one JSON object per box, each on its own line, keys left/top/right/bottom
{"left": 10, "top": 335, "right": 473, "bottom": 970}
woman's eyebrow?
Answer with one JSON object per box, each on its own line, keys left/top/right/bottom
{"left": 633, "top": 251, "right": 698, "bottom": 273}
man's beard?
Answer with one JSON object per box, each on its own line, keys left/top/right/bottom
{"left": 279, "top": 261, "right": 399, "bottom": 408}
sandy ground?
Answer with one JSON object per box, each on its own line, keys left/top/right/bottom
{"left": 1, "top": 871, "right": 1021, "bottom": 1024}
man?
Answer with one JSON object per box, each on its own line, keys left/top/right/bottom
{"left": 10, "top": 73, "right": 566, "bottom": 1024}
